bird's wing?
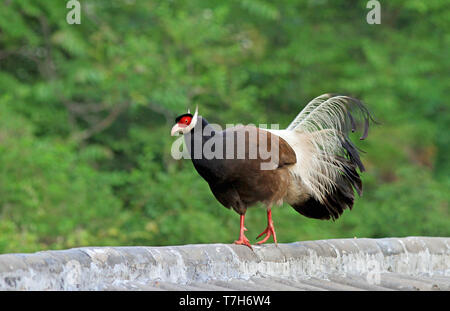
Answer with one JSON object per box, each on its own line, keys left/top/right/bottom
{"left": 203, "top": 126, "right": 297, "bottom": 211}
{"left": 219, "top": 125, "right": 296, "bottom": 172}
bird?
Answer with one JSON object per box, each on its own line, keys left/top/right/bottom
{"left": 170, "top": 94, "right": 374, "bottom": 248}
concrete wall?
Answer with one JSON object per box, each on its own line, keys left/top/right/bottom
{"left": 0, "top": 236, "right": 449, "bottom": 290}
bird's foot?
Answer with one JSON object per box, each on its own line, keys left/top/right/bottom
{"left": 256, "top": 223, "right": 277, "bottom": 245}
{"left": 234, "top": 227, "right": 252, "bottom": 249}
{"left": 234, "top": 237, "right": 252, "bottom": 249}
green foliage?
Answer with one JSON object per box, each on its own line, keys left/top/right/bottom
{"left": 0, "top": 0, "right": 448, "bottom": 253}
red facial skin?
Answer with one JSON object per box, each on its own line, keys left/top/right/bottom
{"left": 178, "top": 116, "right": 192, "bottom": 127}
{"left": 171, "top": 115, "right": 193, "bottom": 136}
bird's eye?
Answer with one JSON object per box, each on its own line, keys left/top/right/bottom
{"left": 178, "top": 115, "right": 192, "bottom": 125}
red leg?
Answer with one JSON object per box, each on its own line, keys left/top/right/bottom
{"left": 256, "top": 209, "right": 277, "bottom": 245}
{"left": 234, "top": 214, "right": 252, "bottom": 249}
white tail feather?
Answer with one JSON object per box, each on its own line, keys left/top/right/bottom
{"left": 269, "top": 94, "right": 371, "bottom": 203}
{"left": 286, "top": 93, "right": 333, "bottom": 130}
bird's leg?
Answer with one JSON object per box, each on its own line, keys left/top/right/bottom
{"left": 256, "top": 209, "right": 277, "bottom": 245}
{"left": 234, "top": 214, "right": 252, "bottom": 249}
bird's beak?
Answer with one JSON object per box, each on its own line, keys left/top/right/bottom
{"left": 171, "top": 124, "right": 183, "bottom": 136}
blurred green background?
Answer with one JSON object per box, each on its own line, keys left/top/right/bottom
{"left": 0, "top": 0, "right": 448, "bottom": 253}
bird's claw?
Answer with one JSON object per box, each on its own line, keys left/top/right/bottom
{"left": 234, "top": 228, "right": 252, "bottom": 249}
{"left": 234, "top": 238, "right": 252, "bottom": 249}
{"left": 256, "top": 224, "right": 277, "bottom": 245}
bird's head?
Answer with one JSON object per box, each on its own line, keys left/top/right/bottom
{"left": 170, "top": 105, "right": 199, "bottom": 136}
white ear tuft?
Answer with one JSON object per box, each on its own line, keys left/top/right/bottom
{"left": 194, "top": 105, "right": 198, "bottom": 117}
{"left": 183, "top": 105, "right": 199, "bottom": 134}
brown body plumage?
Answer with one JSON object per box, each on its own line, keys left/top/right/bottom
{"left": 201, "top": 125, "right": 297, "bottom": 215}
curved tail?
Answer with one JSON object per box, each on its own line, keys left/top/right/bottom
{"left": 275, "top": 94, "right": 375, "bottom": 220}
